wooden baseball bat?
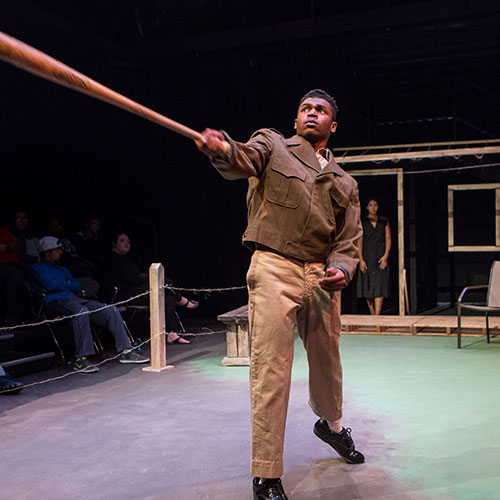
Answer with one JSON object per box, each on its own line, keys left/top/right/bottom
{"left": 0, "top": 31, "right": 229, "bottom": 152}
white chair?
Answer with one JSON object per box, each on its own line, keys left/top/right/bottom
{"left": 457, "top": 261, "right": 500, "bottom": 348}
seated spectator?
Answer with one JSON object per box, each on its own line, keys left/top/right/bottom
{"left": 46, "top": 216, "right": 99, "bottom": 298}
{"left": 71, "top": 216, "right": 106, "bottom": 279}
{"left": 11, "top": 210, "right": 41, "bottom": 263}
{"left": 30, "top": 236, "right": 149, "bottom": 372}
{"left": 100, "top": 232, "right": 198, "bottom": 344}
{"left": 0, "top": 363, "right": 23, "bottom": 394}
{"left": 0, "top": 224, "right": 28, "bottom": 326}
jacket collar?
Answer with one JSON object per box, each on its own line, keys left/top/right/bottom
{"left": 285, "top": 135, "right": 343, "bottom": 176}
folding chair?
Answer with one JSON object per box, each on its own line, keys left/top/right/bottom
{"left": 27, "top": 284, "right": 104, "bottom": 361}
{"left": 457, "top": 261, "right": 500, "bottom": 348}
{"left": 29, "top": 288, "right": 67, "bottom": 362}
{"left": 98, "top": 285, "right": 139, "bottom": 344}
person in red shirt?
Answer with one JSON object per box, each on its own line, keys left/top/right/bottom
{"left": 0, "top": 225, "right": 20, "bottom": 263}
{"left": 0, "top": 225, "right": 27, "bottom": 325}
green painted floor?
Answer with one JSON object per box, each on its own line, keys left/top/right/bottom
{"left": 189, "top": 334, "right": 500, "bottom": 500}
{"left": 341, "top": 335, "right": 500, "bottom": 500}
{"left": 2, "top": 332, "right": 500, "bottom": 499}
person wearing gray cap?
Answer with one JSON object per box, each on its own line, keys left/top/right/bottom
{"left": 30, "top": 236, "right": 149, "bottom": 372}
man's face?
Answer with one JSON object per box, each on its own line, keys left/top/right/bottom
{"left": 45, "top": 247, "right": 63, "bottom": 262}
{"left": 294, "top": 97, "right": 337, "bottom": 142}
{"left": 15, "top": 212, "right": 28, "bottom": 231}
{"left": 86, "top": 219, "right": 100, "bottom": 234}
{"left": 47, "top": 218, "right": 62, "bottom": 236}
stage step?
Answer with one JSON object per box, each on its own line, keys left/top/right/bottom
{"left": 341, "top": 314, "right": 500, "bottom": 337}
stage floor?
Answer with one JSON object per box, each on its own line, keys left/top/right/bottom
{"left": 1, "top": 323, "right": 500, "bottom": 500}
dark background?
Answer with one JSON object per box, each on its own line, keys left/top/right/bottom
{"left": 1, "top": 0, "right": 500, "bottom": 316}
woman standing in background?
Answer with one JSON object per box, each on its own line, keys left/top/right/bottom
{"left": 357, "top": 198, "right": 392, "bottom": 315}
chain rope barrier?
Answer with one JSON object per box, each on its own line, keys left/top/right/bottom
{"left": 0, "top": 291, "right": 150, "bottom": 332}
{"left": 0, "top": 283, "right": 247, "bottom": 394}
{"left": 162, "top": 284, "right": 247, "bottom": 293}
{"left": 0, "top": 324, "right": 234, "bottom": 395}
{"left": 0, "top": 284, "right": 247, "bottom": 333}
{"left": 0, "top": 325, "right": 231, "bottom": 395}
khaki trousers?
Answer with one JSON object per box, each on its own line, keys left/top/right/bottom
{"left": 247, "top": 250, "right": 343, "bottom": 478}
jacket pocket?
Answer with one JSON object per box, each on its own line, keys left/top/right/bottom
{"left": 330, "top": 185, "right": 349, "bottom": 209}
{"left": 265, "top": 163, "right": 306, "bottom": 208}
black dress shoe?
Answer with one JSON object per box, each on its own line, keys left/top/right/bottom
{"left": 314, "top": 419, "right": 365, "bottom": 464}
{"left": 252, "top": 477, "right": 288, "bottom": 500}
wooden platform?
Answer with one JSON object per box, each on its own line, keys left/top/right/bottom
{"left": 341, "top": 314, "right": 500, "bottom": 337}
{"left": 217, "top": 306, "right": 500, "bottom": 365}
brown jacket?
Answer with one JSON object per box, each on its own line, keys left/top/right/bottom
{"left": 212, "top": 128, "right": 362, "bottom": 282}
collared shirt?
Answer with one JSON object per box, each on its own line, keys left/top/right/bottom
{"left": 211, "top": 129, "right": 362, "bottom": 281}
{"left": 316, "top": 148, "right": 331, "bottom": 170}
{"left": 315, "top": 148, "right": 348, "bottom": 281}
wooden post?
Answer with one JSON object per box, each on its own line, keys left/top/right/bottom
{"left": 448, "top": 187, "right": 454, "bottom": 248}
{"left": 397, "top": 170, "right": 405, "bottom": 316}
{"left": 403, "top": 269, "right": 410, "bottom": 315}
{"left": 142, "top": 263, "right": 174, "bottom": 373}
{"left": 496, "top": 188, "right": 500, "bottom": 247}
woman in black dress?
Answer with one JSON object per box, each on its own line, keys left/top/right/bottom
{"left": 357, "top": 198, "right": 392, "bottom": 315}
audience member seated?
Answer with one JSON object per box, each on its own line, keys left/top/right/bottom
{"left": 71, "top": 216, "right": 106, "bottom": 279}
{"left": 100, "top": 232, "right": 198, "bottom": 345}
{"left": 46, "top": 216, "right": 100, "bottom": 298}
{"left": 30, "top": 236, "right": 149, "bottom": 372}
{"left": 11, "top": 210, "right": 40, "bottom": 263}
{"left": 0, "top": 224, "right": 28, "bottom": 326}
{"left": 0, "top": 363, "right": 23, "bottom": 394}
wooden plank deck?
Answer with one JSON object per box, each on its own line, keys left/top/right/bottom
{"left": 216, "top": 306, "right": 500, "bottom": 366}
{"left": 341, "top": 314, "right": 500, "bottom": 337}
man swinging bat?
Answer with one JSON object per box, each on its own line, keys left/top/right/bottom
{"left": 196, "top": 89, "right": 364, "bottom": 500}
{"left": 0, "top": 32, "right": 364, "bottom": 500}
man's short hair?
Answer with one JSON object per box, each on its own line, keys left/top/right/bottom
{"left": 299, "top": 89, "right": 339, "bottom": 121}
